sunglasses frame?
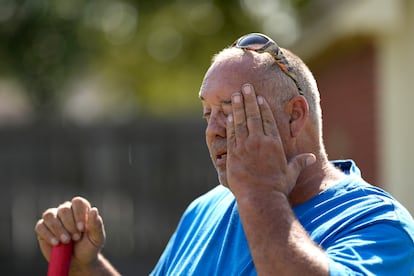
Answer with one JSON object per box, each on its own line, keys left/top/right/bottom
{"left": 232, "top": 33, "right": 303, "bottom": 95}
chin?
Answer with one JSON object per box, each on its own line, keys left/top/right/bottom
{"left": 217, "top": 172, "right": 228, "bottom": 187}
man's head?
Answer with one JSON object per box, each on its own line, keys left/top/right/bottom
{"left": 199, "top": 33, "right": 323, "bottom": 186}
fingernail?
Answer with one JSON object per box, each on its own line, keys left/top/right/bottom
{"left": 77, "top": 222, "right": 84, "bottom": 232}
{"left": 51, "top": 237, "right": 59, "bottom": 246}
{"left": 60, "top": 233, "right": 70, "bottom": 243}
{"left": 257, "top": 96, "right": 264, "bottom": 105}
{"left": 233, "top": 93, "right": 241, "bottom": 103}
{"left": 227, "top": 114, "right": 233, "bottom": 122}
{"left": 306, "top": 155, "right": 316, "bottom": 166}
{"left": 243, "top": 84, "right": 252, "bottom": 94}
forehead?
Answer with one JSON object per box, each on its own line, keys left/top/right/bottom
{"left": 199, "top": 51, "right": 266, "bottom": 104}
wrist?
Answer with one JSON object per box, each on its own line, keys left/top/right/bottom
{"left": 69, "top": 254, "right": 110, "bottom": 276}
{"left": 236, "top": 188, "right": 289, "bottom": 209}
{"left": 229, "top": 176, "right": 292, "bottom": 200}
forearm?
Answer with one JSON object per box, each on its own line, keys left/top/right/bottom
{"left": 237, "top": 191, "right": 329, "bottom": 276}
{"left": 69, "top": 253, "right": 121, "bottom": 276}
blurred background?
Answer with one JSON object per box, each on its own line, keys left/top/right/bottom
{"left": 1, "top": 0, "right": 413, "bottom": 274}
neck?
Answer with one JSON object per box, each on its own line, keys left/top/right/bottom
{"left": 288, "top": 153, "right": 345, "bottom": 206}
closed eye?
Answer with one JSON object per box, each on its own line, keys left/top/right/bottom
{"left": 202, "top": 111, "right": 211, "bottom": 121}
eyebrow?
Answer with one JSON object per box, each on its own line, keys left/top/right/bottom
{"left": 199, "top": 96, "right": 232, "bottom": 105}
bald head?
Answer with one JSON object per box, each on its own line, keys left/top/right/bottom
{"left": 212, "top": 48, "right": 296, "bottom": 97}
{"left": 201, "top": 48, "right": 296, "bottom": 112}
{"left": 203, "top": 47, "right": 323, "bottom": 135}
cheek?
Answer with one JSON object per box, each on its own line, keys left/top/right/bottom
{"left": 205, "top": 130, "right": 211, "bottom": 146}
{"left": 205, "top": 134, "right": 214, "bottom": 156}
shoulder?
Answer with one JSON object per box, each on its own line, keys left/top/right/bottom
{"left": 339, "top": 176, "right": 410, "bottom": 222}
{"left": 168, "top": 185, "right": 236, "bottom": 250}
{"left": 330, "top": 177, "right": 412, "bottom": 226}
{"left": 181, "top": 185, "right": 234, "bottom": 220}
{"left": 297, "top": 176, "right": 414, "bottom": 274}
{"left": 296, "top": 175, "right": 414, "bottom": 243}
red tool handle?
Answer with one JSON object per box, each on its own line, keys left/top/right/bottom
{"left": 47, "top": 242, "right": 73, "bottom": 276}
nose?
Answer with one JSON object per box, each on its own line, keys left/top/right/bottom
{"left": 205, "top": 111, "right": 226, "bottom": 139}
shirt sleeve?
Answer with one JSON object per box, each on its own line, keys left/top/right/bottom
{"left": 326, "top": 222, "right": 414, "bottom": 275}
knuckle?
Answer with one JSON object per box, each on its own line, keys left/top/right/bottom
{"left": 235, "top": 122, "right": 244, "bottom": 129}
{"left": 72, "top": 196, "right": 90, "bottom": 207}
{"left": 57, "top": 205, "right": 72, "bottom": 217}
{"left": 72, "top": 196, "right": 84, "bottom": 202}
{"left": 57, "top": 201, "right": 70, "bottom": 209}
{"left": 42, "top": 208, "right": 57, "bottom": 220}
{"left": 34, "top": 219, "right": 44, "bottom": 232}
{"left": 249, "top": 116, "right": 262, "bottom": 124}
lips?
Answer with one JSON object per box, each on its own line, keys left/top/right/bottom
{"left": 216, "top": 150, "right": 226, "bottom": 158}
{"left": 215, "top": 150, "right": 227, "bottom": 166}
{"left": 210, "top": 141, "right": 227, "bottom": 166}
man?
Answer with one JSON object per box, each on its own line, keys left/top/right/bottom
{"left": 35, "top": 33, "right": 414, "bottom": 275}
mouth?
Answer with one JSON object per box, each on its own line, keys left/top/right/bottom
{"left": 215, "top": 151, "right": 227, "bottom": 165}
{"left": 210, "top": 141, "right": 228, "bottom": 166}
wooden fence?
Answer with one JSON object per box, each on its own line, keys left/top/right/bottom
{"left": 0, "top": 119, "right": 218, "bottom": 275}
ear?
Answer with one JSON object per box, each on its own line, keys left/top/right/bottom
{"left": 285, "top": 96, "right": 309, "bottom": 137}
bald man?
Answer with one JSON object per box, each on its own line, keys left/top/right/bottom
{"left": 36, "top": 33, "right": 414, "bottom": 275}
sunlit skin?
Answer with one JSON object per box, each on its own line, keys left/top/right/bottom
{"left": 34, "top": 48, "right": 346, "bottom": 276}
{"left": 199, "top": 49, "right": 345, "bottom": 275}
{"left": 35, "top": 197, "right": 120, "bottom": 276}
{"left": 200, "top": 50, "right": 344, "bottom": 205}
{"left": 199, "top": 54, "right": 293, "bottom": 188}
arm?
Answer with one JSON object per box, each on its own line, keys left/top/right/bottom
{"left": 69, "top": 253, "right": 119, "bottom": 276}
{"left": 236, "top": 191, "right": 328, "bottom": 275}
{"left": 35, "top": 197, "right": 120, "bottom": 276}
{"left": 226, "top": 84, "right": 328, "bottom": 275}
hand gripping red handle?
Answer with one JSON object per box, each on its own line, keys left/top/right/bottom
{"left": 47, "top": 242, "right": 73, "bottom": 276}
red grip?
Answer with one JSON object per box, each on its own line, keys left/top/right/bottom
{"left": 47, "top": 242, "right": 73, "bottom": 276}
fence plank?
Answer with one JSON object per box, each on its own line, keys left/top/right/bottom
{"left": 0, "top": 119, "right": 217, "bottom": 275}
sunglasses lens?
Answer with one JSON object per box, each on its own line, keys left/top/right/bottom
{"left": 237, "top": 34, "right": 269, "bottom": 50}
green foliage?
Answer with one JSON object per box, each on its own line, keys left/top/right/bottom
{"left": 1, "top": 0, "right": 303, "bottom": 120}
{"left": 0, "top": 0, "right": 89, "bottom": 113}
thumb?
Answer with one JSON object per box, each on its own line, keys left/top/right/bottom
{"left": 289, "top": 153, "right": 316, "bottom": 176}
{"left": 86, "top": 207, "right": 106, "bottom": 250}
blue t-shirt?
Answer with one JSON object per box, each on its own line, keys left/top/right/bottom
{"left": 151, "top": 160, "right": 414, "bottom": 275}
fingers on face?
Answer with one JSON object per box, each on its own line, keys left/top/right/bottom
{"left": 35, "top": 197, "right": 92, "bottom": 245}
{"left": 229, "top": 83, "right": 278, "bottom": 139}
{"left": 258, "top": 94, "right": 279, "bottom": 137}
{"left": 229, "top": 84, "right": 263, "bottom": 141}
{"left": 231, "top": 92, "right": 248, "bottom": 139}
{"left": 241, "top": 84, "right": 263, "bottom": 134}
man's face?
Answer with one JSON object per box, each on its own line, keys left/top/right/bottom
{"left": 199, "top": 57, "right": 276, "bottom": 187}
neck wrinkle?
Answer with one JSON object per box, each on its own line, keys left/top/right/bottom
{"left": 288, "top": 154, "right": 345, "bottom": 206}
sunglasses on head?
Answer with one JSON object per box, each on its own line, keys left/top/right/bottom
{"left": 232, "top": 33, "right": 303, "bottom": 95}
